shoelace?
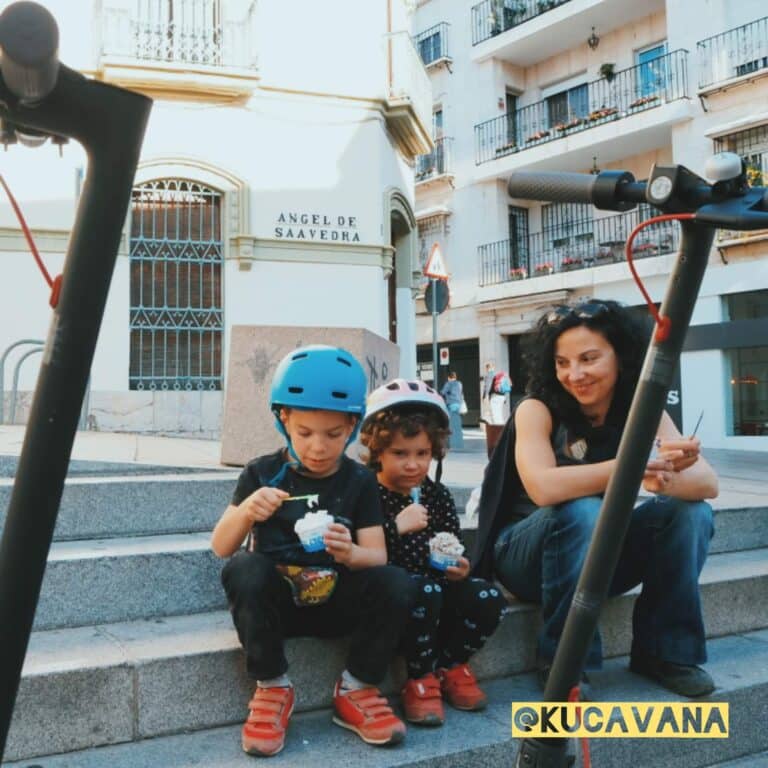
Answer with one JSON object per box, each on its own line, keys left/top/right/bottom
{"left": 346, "top": 688, "right": 397, "bottom": 721}
{"left": 247, "top": 688, "right": 291, "bottom": 726}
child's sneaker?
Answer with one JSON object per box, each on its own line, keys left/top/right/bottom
{"left": 332, "top": 680, "right": 407, "bottom": 745}
{"left": 401, "top": 672, "right": 445, "bottom": 726}
{"left": 241, "top": 685, "right": 295, "bottom": 756}
{"left": 438, "top": 664, "right": 487, "bottom": 711}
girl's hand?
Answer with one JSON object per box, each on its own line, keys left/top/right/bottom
{"left": 654, "top": 437, "right": 701, "bottom": 473}
{"left": 445, "top": 556, "right": 470, "bottom": 581}
{"left": 396, "top": 503, "right": 429, "bottom": 534}
{"left": 324, "top": 522, "right": 355, "bottom": 565}
{"left": 240, "top": 487, "right": 289, "bottom": 524}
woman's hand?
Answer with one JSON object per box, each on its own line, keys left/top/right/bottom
{"left": 445, "top": 556, "right": 470, "bottom": 581}
{"left": 239, "top": 487, "right": 289, "bottom": 524}
{"left": 655, "top": 437, "right": 701, "bottom": 473}
{"left": 324, "top": 522, "right": 355, "bottom": 565}
{"left": 396, "top": 503, "right": 429, "bottom": 534}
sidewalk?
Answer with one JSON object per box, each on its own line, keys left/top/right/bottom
{"left": 0, "top": 424, "right": 764, "bottom": 510}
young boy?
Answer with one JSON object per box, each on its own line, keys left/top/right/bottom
{"left": 359, "top": 379, "right": 508, "bottom": 726}
{"left": 212, "top": 346, "right": 411, "bottom": 756}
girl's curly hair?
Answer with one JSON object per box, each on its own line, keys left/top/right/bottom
{"left": 525, "top": 299, "right": 650, "bottom": 433}
{"left": 359, "top": 405, "right": 449, "bottom": 471}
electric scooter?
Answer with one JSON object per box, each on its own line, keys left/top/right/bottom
{"left": 507, "top": 156, "right": 768, "bottom": 766}
{"left": 0, "top": 3, "right": 151, "bottom": 760}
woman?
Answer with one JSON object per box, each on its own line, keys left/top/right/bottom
{"left": 440, "top": 371, "right": 465, "bottom": 450}
{"left": 471, "top": 299, "right": 718, "bottom": 697}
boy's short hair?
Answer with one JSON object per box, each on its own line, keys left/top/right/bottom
{"left": 359, "top": 405, "right": 449, "bottom": 471}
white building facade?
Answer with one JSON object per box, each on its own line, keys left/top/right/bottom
{"left": 0, "top": 0, "right": 431, "bottom": 436}
{"left": 413, "top": 0, "right": 768, "bottom": 451}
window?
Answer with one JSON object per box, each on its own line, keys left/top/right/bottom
{"left": 432, "top": 109, "right": 443, "bottom": 138}
{"left": 542, "top": 202, "right": 594, "bottom": 260}
{"left": 636, "top": 42, "right": 668, "bottom": 97}
{"left": 727, "top": 346, "right": 768, "bottom": 436}
{"left": 418, "top": 28, "right": 443, "bottom": 66}
{"left": 715, "top": 124, "right": 768, "bottom": 187}
{"left": 505, "top": 92, "right": 518, "bottom": 145}
{"left": 508, "top": 206, "right": 529, "bottom": 270}
{"left": 418, "top": 215, "right": 450, "bottom": 276}
{"left": 129, "top": 179, "right": 224, "bottom": 391}
{"left": 726, "top": 290, "right": 768, "bottom": 321}
{"left": 546, "top": 84, "right": 588, "bottom": 128}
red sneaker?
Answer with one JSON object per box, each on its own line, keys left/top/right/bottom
{"left": 241, "top": 685, "right": 295, "bottom": 756}
{"left": 438, "top": 664, "right": 487, "bottom": 711}
{"left": 401, "top": 673, "right": 444, "bottom": 726}
{"left": 332, "top": 680, "right": 407, "bottom": 745}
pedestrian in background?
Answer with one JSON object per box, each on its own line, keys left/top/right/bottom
{"left": 440, "top": 371, "right": 464, "bottom": 450}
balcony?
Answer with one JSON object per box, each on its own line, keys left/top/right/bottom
{"left": 698, "top": 15, "right": 768, "bottom": 91}
{"left": 98, "top": 0, "right": 259, "bottom": 100}
{"left": 415, "top": 137, "right": 454, "bottom": 186}
{"left": 474, "top": 51, "right": 691, "bottom": 177}
{"left": 478, "top": 208, "right": 679, "bottom": 287}
{"left": 471, "top": 0, "right": 571, "bottom": 46}
{"left": 384, "top": 31, "right": 434, "bottom": 158}
{"left": 414, "top": 22, "right": 452, "bottom": 70}
{"left": 470, "top": 0, "right": 665, "bottom": 66}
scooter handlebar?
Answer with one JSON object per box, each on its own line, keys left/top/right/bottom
{"left": 508, "top": 169, "right": 646, "bottom": 212}
{"left": 0, "top": 2, "right": 59, "bottom": 103}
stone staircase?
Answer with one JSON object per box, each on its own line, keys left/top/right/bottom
{"left": 1, "top": 469, "right": 767, "bottom": 768}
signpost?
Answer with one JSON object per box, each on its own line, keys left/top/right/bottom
{"left": 423, "top": 243, "right": 449, "bottom": 389}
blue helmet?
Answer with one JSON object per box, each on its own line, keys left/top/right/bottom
{"left": 270, "top": 345, "right": 367, "bottom": 442}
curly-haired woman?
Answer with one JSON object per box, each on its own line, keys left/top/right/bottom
{"left": 471, "top": 299, "right": 718, "bottom": 697}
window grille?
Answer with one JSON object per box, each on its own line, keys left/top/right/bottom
{"left": 129, "top": 179, "right": 224, "bottom": 391}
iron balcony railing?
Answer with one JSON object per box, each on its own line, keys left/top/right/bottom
{"left": 414, "top": 22, "right": 450, "bottom": 67}
{"left": 478, "top": 209, "right": 680, "bottom": 287}
{"left": 475, "top": 50, "right": 689, "bottom": 165}
{"left": 471, "top": 0, "right": 572, "bottom": 46}
{"left": 100, "top": 0, "right": 258, "bottom": 70}
{"left": 697, "top": 15, "right": 768, "bottom": 89}
{"left": 416, "top": 137, "right": 454, "bottom": 182}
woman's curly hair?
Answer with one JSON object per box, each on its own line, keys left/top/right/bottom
{"left": 525, "top": 299, "right": 650, "bottom": 433}
{"left": 359, "top": 405, "right": 449, "bottom": 471}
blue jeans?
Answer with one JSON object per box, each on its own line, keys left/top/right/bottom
{"left": 493, "top": 495, "right": 714, "bottom": 668}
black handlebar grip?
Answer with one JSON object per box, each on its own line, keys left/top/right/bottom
{"left": 508, "top": 171, "right": 597, "bottom": 204}
{"left": 0, "top": 2, "right": 59, "bottom": 104}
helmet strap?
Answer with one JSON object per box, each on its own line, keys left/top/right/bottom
{"left": 435, "top": 457, "right": 443, "bottom": 485}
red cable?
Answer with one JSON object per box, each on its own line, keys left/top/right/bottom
{"left": 624, "top": 213, "right": 695, "bottom": 342}
{"left": 568, "top": 685, "right": 591, "bottom": 768}
{"left": 0, "top": 173, "right": 63, "bottom": 308}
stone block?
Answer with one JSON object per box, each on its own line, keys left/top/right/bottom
{"left": 221, "top": 326, "right": 399, "bottom": 466}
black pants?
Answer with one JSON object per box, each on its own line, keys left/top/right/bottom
{"left": 222, "top": 551, "right": 412, "bottom": 683}
{"left": 402, "top": 575, "right": 508, "bottom": 678}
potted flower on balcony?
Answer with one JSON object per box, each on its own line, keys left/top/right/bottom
{"left": 560, "top": 256, "right": 583, "bottom": 271}
{"left": 525, "top": 129, "right": 550, "bottom": 142}
{"left": 508, "top": 266, "right": 527, "bottom": 280}
{"left": 628, "top": 94, "right": 660, "bottom": 110}
{"left": 631, "top": 241, "right": 659, "bottom": 257}
{"left": 534, "top": 262, "right": 554, "bottom": 275}
{"left": 599, "top": 62, "right": 616, "bottom": 82}
{"left": 495, "top": 140, "right": 517, "bottom": 155}
{"left": 747, "top": 166, "right": 764, "bottom": 187}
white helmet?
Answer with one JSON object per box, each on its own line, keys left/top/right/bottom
{"left": 362, "top": 378, "right": 449, "bottom": 430}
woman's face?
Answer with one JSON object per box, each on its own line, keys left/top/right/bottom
{"left": 377, "top": 429, "right": 433, "bottom": 495}
{"left": 554, "top": 325, "right": 619, "bottom": 422}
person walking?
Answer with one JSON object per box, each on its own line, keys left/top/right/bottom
{"left": 440, "top": 371, "right": 464, "bottom": 450}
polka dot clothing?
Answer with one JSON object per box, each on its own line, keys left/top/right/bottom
{"left": 378, "top": 477, "right": 508, "bottom": 678}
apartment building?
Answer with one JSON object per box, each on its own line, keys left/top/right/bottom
{"left": 0, "top": 0, "right": 431, "bottom": 435}
{"left": 413, "top": 0, "right": 768, "bottom": 450}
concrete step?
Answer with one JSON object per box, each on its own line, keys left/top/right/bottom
{"left": 0, "top": 473, "right": 237, "bottom": 541}
{"left": 34, "top": 533, "right": 225, "bottom": 630}
{"left": 5, "top": 630, "right": 768, "bottom": 768}
{"left": 8, "top": 547, "right": 768, "bottom": 761}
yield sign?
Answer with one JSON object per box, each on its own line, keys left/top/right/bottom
{"left": 423, "top": 243, "right": 448, "bottom": 279}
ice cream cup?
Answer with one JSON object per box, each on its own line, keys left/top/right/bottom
{"left": 297, "top": 523, "right": 331, "bottom": 552}
{"left": 429, "top": 550, "right": 459, "bottom": 571}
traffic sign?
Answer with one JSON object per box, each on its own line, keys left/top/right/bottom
{"left": 439, "top": 347, "right": 449, "bottom": 366}
{"left": 424, "top": 279, "right": 449, "bottom": 314}
{"left": 423, "top": 243, "right": 448, "bottom": 279}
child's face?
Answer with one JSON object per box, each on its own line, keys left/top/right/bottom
{"left": 377, "top": 429, "right": 432, "bottom": 495}
{"left": 280, "top": 408, "right": 355, "bottom": 478}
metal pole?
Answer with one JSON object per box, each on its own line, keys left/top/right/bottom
{"left": 431, "top": 277, "right": 438, "bottom": 390}
{"left": 0, "top": 340, "right": 44, "bottom": 425}
{"left": 9, "top": 346, "right": 43, "bottom": 424}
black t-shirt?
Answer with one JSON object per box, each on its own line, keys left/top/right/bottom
{"left": 231, "top": 450, "right": 384, "bottom": 566}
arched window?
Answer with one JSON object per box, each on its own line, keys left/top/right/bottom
{"left": 129, "top": 179, "right": 223, "bottom": 391}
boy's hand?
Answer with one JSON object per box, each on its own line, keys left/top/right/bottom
{"left": 240, "top": 487, "right": 289, "bottom": 524}
{"left": 396, "top": 503, "right": 429, "bottom": 534}
{"left": 445, "top": 556, "right": 470, "bottom": 581}
{"left": 324, "top": 522, "right": 354, "bottom": 565}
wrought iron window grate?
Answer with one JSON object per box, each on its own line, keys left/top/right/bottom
{"left": 129, "top": 179, "right": 223, "bottom": 391}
